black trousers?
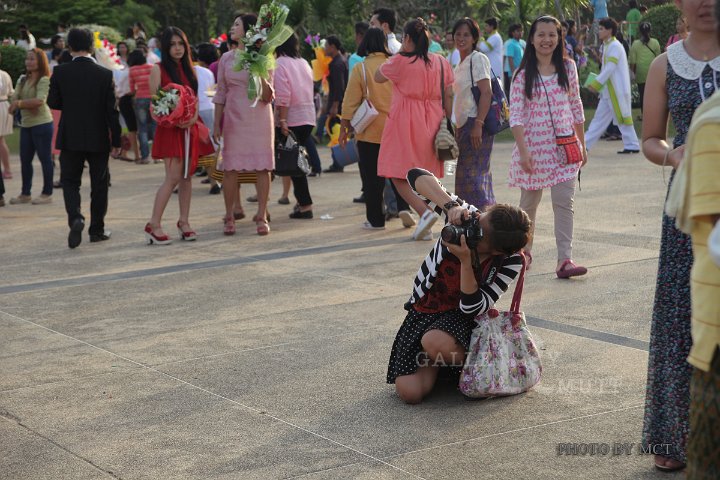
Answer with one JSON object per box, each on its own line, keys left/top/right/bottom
{"left": 356, "top": 140, "right": 387, "bottom": 227}
{"left": 0, "top": 155, "right": 4, "bottom": 198}
{"left": 638, "top": 83, "right": 646, "bottom": 113}
{"left": 288, "top": 125, "right": 313, "bottom": 207}
{"left": 60, "top": 150, "right": 110, "bottom": 235}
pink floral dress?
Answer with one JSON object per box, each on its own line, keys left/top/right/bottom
{"left": 508, "top": 60, "right": 584, "bottom": 190}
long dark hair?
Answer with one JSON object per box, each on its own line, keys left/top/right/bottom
{"left": 639, "top": 21, "right": 651, "bottom": 45}
{"left": 400, "top": 18, "right": 431, "bottom": 64}
{"left": 159, "top": 26, "right": 197, "bottom": 93}
{"left": 357, "top": 27, "right": 390, "bottom": 57}
{"left": 514, "top": 15, "right": 569, "bottom": 100}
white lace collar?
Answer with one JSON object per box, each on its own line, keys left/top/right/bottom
{"left": 667, "top": 40, "right": 720, "bottom": 80}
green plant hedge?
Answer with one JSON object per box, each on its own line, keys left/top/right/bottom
{"left": 643, "top": 4, "right": 681, "bottom": 50}
{"left": 0, "top": 45, "right": 27, "bottom": 84}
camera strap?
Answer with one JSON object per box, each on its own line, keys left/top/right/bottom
{"left": 481, "top": 255, "right": 505, "bottom": 286}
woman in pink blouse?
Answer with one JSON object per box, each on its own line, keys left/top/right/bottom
{"left": 274, "top": 33, "right": 315, "bottom": 219}
{"left": 212, "top": 13, "right": 274, "bottom": 236}
{"left": 509, "top": 16, "right": 587, "bottom": 278}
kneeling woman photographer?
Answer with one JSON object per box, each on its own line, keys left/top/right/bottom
{"left": 387, "top": 168, "right": 531, "bottom": 404}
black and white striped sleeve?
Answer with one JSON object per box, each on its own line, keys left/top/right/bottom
{"left": 407, "top": 168, "right": 477, "bottom": 220}
{"left": 459, "top": 254, "right": 524, "bottom": 317}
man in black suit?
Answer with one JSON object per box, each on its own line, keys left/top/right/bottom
{"left": 48, "top": 28, "right": 121, "bottom": 249}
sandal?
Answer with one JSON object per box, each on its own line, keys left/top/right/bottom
{"left": 176, "top": 220, "right": 197, "bottom": 241}
{"left": 654, "top": 456, "right": 685, "bottom": 473}
{"left": 256, "top": 220, "right": 270, "bottom": 236}
{"left": 556, "top": 259, "right": 587, "bottom": 279}
{"left": 223, "top": 215, "right": 236, "bottom": 236}
{"left": 252, "top": 212, "right": 271, "bottom": 223}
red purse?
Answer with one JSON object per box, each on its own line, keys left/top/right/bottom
{"left": 540, "top": 76, "right": 583, "bottom": 165}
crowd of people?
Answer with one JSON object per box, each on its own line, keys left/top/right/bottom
{"left": 0, "top": 3, "right": 718, "bottom": 477}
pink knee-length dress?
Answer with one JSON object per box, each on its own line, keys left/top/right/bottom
{"left": 377, "top": 53, "right": 454, "bottom": 180}
{"left": 213, "top": 50, "right": 274, "bottom": 171}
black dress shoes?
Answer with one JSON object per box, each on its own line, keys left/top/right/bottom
{"left": 289, "top": 210, "right": 313, "bottom": 219}
{"left": 617, "top": 149, "right": 640, "bottom": 154}
{"left": 89, "top": 231, "right": 112, "bottom": 243}
{"left": 68, "top": 218, "right": 85, "bottom": 249}
{"left": 353, "top": 193, "right": 366, "bottom": 203}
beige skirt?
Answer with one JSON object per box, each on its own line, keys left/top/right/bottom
{"left": 0, "top": 101, "right": 13, "bottom": 137}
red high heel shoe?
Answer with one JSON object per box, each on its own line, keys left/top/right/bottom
{"left": 223, "top": 216, "right": 236, "bottom": 236}
{"left": 144, "top": 223, "right": 172, "bottom": 245}
{"left": 177, "top": 221, "right": 197, "bottom": 241}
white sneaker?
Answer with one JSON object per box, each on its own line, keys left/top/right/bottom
{"left": 398, "top": 210, "right": 416, "bottom": 228}
{"left": 412, "top": 210, "right": 438, "bottom": 240}
{"left": 362, "top": 221, "right": 385, "bottom": 230}
{"left": 416, "top": 231, "right": 433, "bottom": 241}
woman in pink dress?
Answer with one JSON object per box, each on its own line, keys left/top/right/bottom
{"left": 509, "top": 16, "right": 587, "bottom": 278}
{"left": 375, "top": 18, "right": 454, "bottom": 241}
{"left": 212, "top": 13, "right": 274, "bottom": 236}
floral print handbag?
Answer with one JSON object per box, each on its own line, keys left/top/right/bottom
{"left": 459, "top": 255, "right": 543, "bottom": 397}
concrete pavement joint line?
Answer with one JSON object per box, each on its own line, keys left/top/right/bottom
{"left": 0, "top": 415, "right": 121, "bottom": 479}
{"left": 526, "top": 316, "right": 650, "bottom": 351}
{"left": 381, "top": 404, "right": 645, "bottom": 461}
{"left": 0, "top": 246, "right": 658, "bottom": 296}
{"left": 0, "top": 311, "right": 425, "bottom": 479}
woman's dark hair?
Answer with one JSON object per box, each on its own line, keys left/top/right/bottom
{"left": 452, "top": 18, "right": 481, "bottom": 51}
{"left": 357, "top": 27, "right": 390, "bottom": 57}
{"left": 639, "top": 21, "right": 651, "bottom": 44}
{"left": 50, "top": 35, "right": 64, "bottom": 60}
{"left": 127, "top": 49, "right": 147, "bottom": 67}
{"left": 275, "top": 33, "right": 300, "bottom": 58}
{"left": 629, "top": 0, "right": 638, "bottom": 8}
{"left": 598, "top": 17, "right": 618, "bottom": 36}
{"left": 400, "top": 18, "right": 431, "bottom": 64}
{"left": 196, "top": 42, "right": 218, "bottom": 65}
{"left": 218, "top": 41, "right": 229, "bottom": 55}
{"left": 67, "top": 28, "right": 93, "bottom": 52}
{"left": 239, "top": 14, "right": 257, "bottom": 35}
{"left": 514, "top": 16, "right": 569, "bottom": 100}
{"left": 134, "top": 22, "right": 146, "bottom": 33}
{"left": 566, "top": 19, "right": 576, "bottom": 33}
{"left": 486, "top": 204, "right": 532, "bottom": 256}
{"left": 159, "top": 26, "right": 198, "bottom": 93}
{"left": 125, "top": 27, "right": 134, "bottom": 39}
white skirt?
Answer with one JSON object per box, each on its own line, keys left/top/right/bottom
{"left": 0, "top": 101, "right": 13, "bottom": 137}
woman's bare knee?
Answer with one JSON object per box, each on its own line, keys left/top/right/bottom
{"left": 421, "top": 330, "right": 463, "bottom": 365}
{"left": 395, "top": 378, "right": 424, "bottom": 404}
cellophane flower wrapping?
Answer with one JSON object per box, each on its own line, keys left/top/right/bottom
{"left": 233, "top": 1, "right": 294, "bottom": 101}
{"left": 150, "top": 83, "right": 197, "bottom": 128}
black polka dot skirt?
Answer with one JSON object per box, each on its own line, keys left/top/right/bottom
{"left": 386, "top": 308, "right": 476, "bottom": 384}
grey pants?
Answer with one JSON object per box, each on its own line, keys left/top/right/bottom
{"left": 519, "top": 178, "right": 577, "bottom": 261}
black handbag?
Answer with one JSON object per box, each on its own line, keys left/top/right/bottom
{"left": 274, "top": 129, "right": 311, "bottom": 177}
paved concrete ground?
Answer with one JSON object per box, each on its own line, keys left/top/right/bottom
{"left": 0, "top": 139, "right": 685, "bottom": 479}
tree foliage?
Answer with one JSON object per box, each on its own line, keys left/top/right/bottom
{"left": 0, "top": 45, "right": 27, "bottom": 84}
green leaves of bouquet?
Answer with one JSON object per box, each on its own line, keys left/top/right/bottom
{"left": 234, "top": 1, "right": 294, "bottom": 102}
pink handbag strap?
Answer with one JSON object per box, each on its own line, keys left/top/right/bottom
{"left": 509, "top": 252, "right": 527, "bottom": 314}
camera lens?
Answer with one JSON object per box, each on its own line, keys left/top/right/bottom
{"left": 441, "top": 225, "right": 463, "bottom": 245}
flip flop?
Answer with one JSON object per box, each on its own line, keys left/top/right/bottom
{"left": 556, "top": 259, "right": 587, "bottom": 279}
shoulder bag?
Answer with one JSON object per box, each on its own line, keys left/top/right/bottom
{"left": 540, "top": 75, "right": 583, "bottom": 165}
{"left": 483, "top": 67, "right": 510, "bottom": 135}
{"left": 350, "top": 62, "right": 379, "bottom": 134}
{"left": 434, "top": 58, "right": 459, "bottom": 161}
{"left": 459, "top": 254, "right": 543, "bottom": 398}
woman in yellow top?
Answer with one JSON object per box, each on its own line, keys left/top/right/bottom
{"left": 8, "top": 48, "right": 54, "bottom": 205}
{"left": 673, "top": 87, "right": 720, "bottom": 478}
{"left": 339, "top": 28, "right": 394, "bottom": 229}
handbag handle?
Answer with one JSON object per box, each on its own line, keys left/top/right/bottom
{"left": 439, "top": 56, "right": 446, "bottom": 116}
{"left": 361, "top": 62, "right": 370, "bottom": 99}
{"left": 509, "top": 253, "right": 527, "bottom": 314}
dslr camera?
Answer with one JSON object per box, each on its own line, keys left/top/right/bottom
{"left": 441, "top": 215, "right": 484, "bottom": 249}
